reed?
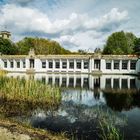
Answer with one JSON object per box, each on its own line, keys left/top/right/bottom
{"left": 0, "top": 76, "right": 61, "bottom": 106}
{"left": 96, "top": 107, "right": 125, "bottom": 140}
{"left": 0, "top": 70, "right": 7, "bottom": 76}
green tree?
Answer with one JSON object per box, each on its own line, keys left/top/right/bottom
{"left": 103, "top": 31, "right": 136, "bottom": 55}
{"left": 16, "top": 37, "right": 71, "bottom": 55}
{"left": 0, "top": 38, "right": 17, "bottom": 55}
{"left": 125, "top": 32, "right": 136, "bottom": 54}
{"left": 134, "top": 38, "right": 140, "bottom": 54}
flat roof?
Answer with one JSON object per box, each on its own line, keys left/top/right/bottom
{"left": 0, "top": 54, "right": 138, "bottom": 60}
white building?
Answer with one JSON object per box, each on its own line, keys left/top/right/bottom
{"left": 0, "top": 31, "right": 140, "bottom": 75}
{"left": 0, "top": 51, "right": 140, "bottom": 75}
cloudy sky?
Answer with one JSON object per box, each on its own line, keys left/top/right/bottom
{"left": 0, "top": 0, "right": 140, "bottom": 52}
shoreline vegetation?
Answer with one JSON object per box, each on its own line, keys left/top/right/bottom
{"left": 0, "top": 75, "right": 68, "bottom": 139}
{"left": 0, "top": 76, "right": 61, "bottom": 106}
{"left": 0, "top": 118, "right": 67, "bottom": 140}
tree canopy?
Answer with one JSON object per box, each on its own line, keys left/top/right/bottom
{"left": 16, "top": 37, "right": 71, "bottom": 55}
{"left": 103, "top": 31, "right": 137, "bottom": 55}
{"left": 134, "top": 38, "right": 140, "bottom": 55}
{"left": 0, "top": 38, "right": 17, "bottom": 55}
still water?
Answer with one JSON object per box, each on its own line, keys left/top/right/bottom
{"left": 6, "top": 73, "right": 140, "bottom": 139}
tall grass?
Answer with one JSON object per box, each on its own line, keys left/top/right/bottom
{"left": 96, "top": 107, "right": 125, "bottom": 140}
{"left": 0, "top": 70, "right": 7, "bottom": 76}
{"left": 0, "top": 76, "right": 61, "bottom": 105}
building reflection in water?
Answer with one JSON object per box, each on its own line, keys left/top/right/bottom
{"left": 6, "top": 73, "right": 140, "bottom": 111}
{"left": 7, "top": 73, "right": 140, "bottom": 90}
{"left": 5, "top": 73, "right": 140, "bottom": 140}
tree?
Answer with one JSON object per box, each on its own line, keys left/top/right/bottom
{"left": 78, "top": 49, "right": 87, "bottom": 54}
{"left": 0, "top": 38, "right": 17, "bottom": 55}
{"left": 134, "top": 38, "right": 140, "bottom": 55}
{"left": 16, "top": 37, "right": 71, "bottom": 55}
{"left": 103, "top": 31, "right": 136, "bottom": 55}
{"left": 125, "top": 32, "right": 137, "bottom": 54}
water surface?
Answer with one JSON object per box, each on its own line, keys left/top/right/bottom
{"left": 6, "top": 73, "right": 140, "bottom": 139}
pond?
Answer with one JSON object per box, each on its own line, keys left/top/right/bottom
{"left": 4, "top": 73, "right": 140, "bottom": 139}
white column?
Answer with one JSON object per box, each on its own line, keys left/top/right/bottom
{"left": 111, "top": 78, "right": 113, "bottom": 88}
{"left": 81, "top": 59, "right": 84, "bottom": 72}
{"left": 119, "top": 60, "right": 122, "bottom": 71}
{"left": 60, "top": 59, "right": 62, "bottom": 72}
{"left": 88, "top": 75, "right": 92, "bottom": 89}
{"left": 89, "top": 58, "right": 93, "bottom": 73}
{"left": 59, "top": 75, "right": 62, "bottom": 87}
{"left": 74, "top": 59, "right": 76, "bottom": 72}
{"left": 7, "top": 59, "right": 10, "bottom": 69}
{"left": 111, "top": 60, "right": 114, "bottom": 71}
{"left": 53, "top": 59, "right": 55, "bottom": 72}
{"left": 67, "top": 59, "right": 69, "bottom": 72}
{"left": 52, "top": 75, "right": 55, "bottom": 85}
{"left": 66, "top": 76, "right": 69, "bottom": 87}
{"left": 46, "top": 60, "right": 48, "bottom": 71}
{"left": 26, "top": 58, "right": 29, "bottom": 70}
{"left": 81, "top": 76, "right": 83, "bottom": 88}
{"left": 119, "top": 78, "right": 121, "bottom": 89}
{"left": 128, "top": 60, "right": 130, "bottom": 72}
{"left": 74, "top": 76, "right": 76, "bottom": 87}
{"left": 128, "top": 78, "right": 130, "bottom": 89}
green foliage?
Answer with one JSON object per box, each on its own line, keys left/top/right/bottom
{"left": 97, "top": 108, "right": 125, "bottom": 140}
{"left": 103, "top": 31, "right": 136, "bottom": 55}
{"left": 125, "top": 32, "right": 136, "bottom": 54}
{"left": 0, "top": 76, "right": 61, "bottom": 105}
{"left": 0, "top": 38, "right": 18, "bottom": 55}
{"left": 78, "top": 49, "right": 87, "bottom": 54}
{"left": 134, "top": 38, "right": 140, "bottom": 54}
{"left": 16, "top": 37, "right": 71, "bottom": 55}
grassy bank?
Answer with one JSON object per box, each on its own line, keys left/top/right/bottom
{"left": 0, "top": 76, "right": 61, "bottom": 106}
{"left": 0, "top": 118, "right": 67, "bottom": 140}
{"left": 0, "top": 76, "right": 66, "bottom": 139}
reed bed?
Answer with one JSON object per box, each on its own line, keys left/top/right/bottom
{"left": 0, "top": 70, "right": 7, "bottom": 76}
{"left": 0, "top": 76, "right": 61, "bottom": 106}
{"left": 96, "top": 107, "right": 125, "bottom": 140}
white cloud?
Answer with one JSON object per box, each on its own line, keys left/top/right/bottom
{"left": 0, "top": 4, "right": 128, "bottom": 51}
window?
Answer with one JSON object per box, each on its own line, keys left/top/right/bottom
{"left": 42, "top": 61, "right": 46, "bottom": 68}
{"left": 106, "top": 60, "right": 111, "bottom": 69}
{"left": 62, "top": 61, "right": 67, "bottom": 69}
{"left": 114, "top": 60, "right": 119, "bottom": 69}
{"left": 130, "top": 79, "right": 136, "bottom": 89}
{"left": 4, "top": 61, "right": 7, "bottom": 68}
{"left": 83, "top": 78, "right": 89, "bottom": 88}
{"left": 69, "top": 61, "right": 74, "bottom": 69}
{"left": 62, "top": 78, "right": 67, "bottom": 87}
{"left": 17, "top": 61, "right": 20, "bottom": 68}
{"left": 55, "top": 78, "right": 60, "bottom": 86}
{"left": 84, "top": 61, "right": 89, "bottom": 69}
{"left": 122, "top": 60, "right": 128, "bottom": 70}
{"left": 76, "top": 61, "right": 81, "bottom": 69}
{"left": 48, "top": 77, "right": 52, "bottom": 85}
{"left": 76, "top": 78, "right": 81, "bottom": 87}
{"left": 69, "top": 78, "right": 74, "bottom": 87}
{"left": 130, "top": 60, "right": 136, "bottom": 70}
{"left": 105, "top": 78, "right": 111, "bottom": 89}
{"left": 113, "top": 78, "right": 120, "bottom": 89}
{"left": 55, "top": 61, "right": 60, "bottom": 68}
{"left": 94, "top": 60, "right": 100, "bottom": 69}
{"left": 23, "top": 61, "right": 26, "bottom": 68}
{"left": 121, "top": 79, "right": 128, "bottom": 89}
{"left": 10, "top": 61, "right": 14, "bottom": 68}
{"left": 49, "top": 61, "right": 53, "bottom": 68}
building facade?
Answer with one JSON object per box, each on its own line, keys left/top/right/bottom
{"left": 0, "top": 51, "right": 140, "bottom": 75}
